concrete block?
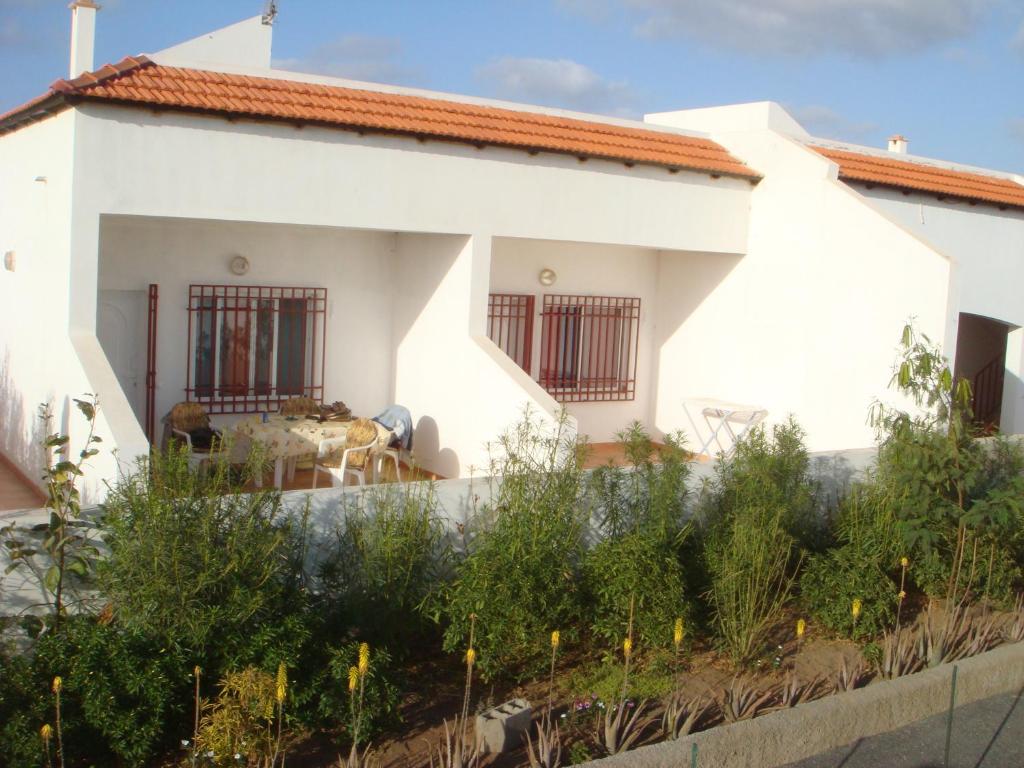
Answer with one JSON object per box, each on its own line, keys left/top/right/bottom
{"left": 475, "top": 697, "right": 532, "bottom": 754}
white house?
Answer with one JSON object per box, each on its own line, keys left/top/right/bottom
{"left": 1, "top": 7, "right": 1022, "bottom": 501}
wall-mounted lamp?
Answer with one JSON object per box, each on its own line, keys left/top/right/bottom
{"left": 538, "top": 267, "right": 556, "bottom": 286}
{"left": 3, "top": 251, "right": 14, "bottom": 272}
{"left": 229, "top": 254, "right": 250, "bottom": 276}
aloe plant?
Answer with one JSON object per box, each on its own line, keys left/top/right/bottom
{"left": 878, "top": 630, "right": 922, "bottom": 679}
{"left": 776, "top": 674, "right": 828, "bottom": 708}
{"left": 661, "top": 693, "right": 709, "bottom": 740}
{"left": 715, "top": 676, "right": 775, "bottom": 723}
{"left": 832, "top": 656, "right": 870, "bottom": 692}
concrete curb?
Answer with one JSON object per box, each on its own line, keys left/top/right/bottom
{"left": 574, "top": 640, "right": 1024, "bottom": 768}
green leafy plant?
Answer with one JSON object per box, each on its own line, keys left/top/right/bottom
{"left": 440, "top": 411, "right": 586, "bottom": 680}
{"left": 2, "top": 397, "right": 102, "bottom": 626}
{"left": 194, "top": 666, "right": 288, "bottom": 767}
{"left": 699, "top": 421, "right": 812, "bottom": 663}
{"left": 584, "top": 425, "right": 694, "bottom": 651}
{"left": 800, "top": 545, "right": 897, "bottom": 640}
{"left": 326, "top": 481, "right": 447, "bottom": 646}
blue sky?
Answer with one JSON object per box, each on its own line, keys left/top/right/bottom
{"left": 1, "top": 1, "right": 1022, "bottom": 171}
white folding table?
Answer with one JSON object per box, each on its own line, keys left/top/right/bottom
{"left": 682, "top": 398, "right": 768, "bottom": 460}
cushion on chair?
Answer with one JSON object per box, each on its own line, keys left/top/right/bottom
{"left": 343, "top": 418, "right": 378, "bottom": 469}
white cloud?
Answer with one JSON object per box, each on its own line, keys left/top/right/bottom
{"left": 789, "top": 104, "right": 879, "bottom": 141}
{"left": 566, "top": 0, "right": 990, "bottom": 57}
{"left": 476, "top": 56, "right": 636, "bottom": 116}
{"left": 273, "top": 35, "right": 421, "bottom": 85}
{"left": 1009, "top": 118, "right": 1024, "bottom": 144}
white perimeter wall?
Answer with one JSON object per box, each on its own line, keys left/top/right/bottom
{"left": 646, "top": 111, "right": 953, "bottom": 451}
{"left": 489, "top": 238, "right": 661, "bottom": 442}
{"left": 861, "top": 190, "right": 1024, "bottom": 433}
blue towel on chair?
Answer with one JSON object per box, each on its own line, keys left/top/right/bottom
{"left": 372, "top": 405, "right": 413, "bottom": 451}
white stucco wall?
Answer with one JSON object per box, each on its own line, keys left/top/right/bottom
{"left": 860, "top": 188, "right": 1024, "bottom": 432}
{"left": 0, "top": 112, "right": 134, "bottom": 500}
{"left": 44, "top": 103, "right": 752, "bottom": 488}
{"left": 646, "top": 108, "right": 953, "bottom": 451}
{"left": 488, "top": 238, "right": 662, "bottom": 442}
{"left": 97, "top": 217, "right": 398, "bottom": 431}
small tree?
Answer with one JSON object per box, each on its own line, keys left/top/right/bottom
{"left": 2, "top": 397, "right": 102, "bottom": 629}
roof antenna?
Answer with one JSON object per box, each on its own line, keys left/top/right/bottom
{"left": 261, "top": 0, "right": 278, "bottom": 25}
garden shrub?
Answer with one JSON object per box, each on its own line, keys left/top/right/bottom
{"left": 869, "top": 324, "right": 1024, "bottom": 607}
{"left": 439, "top": 411, "right": 587, "bottom": 680}
{"left": 584, "top": 424, "right": 694, "bottom": 651}
{"left": 98, "top": 448, "right": 316, "bottom": 673}
{"left": 0, "top": 617, "right": 187, "bottom": 768}
{"left": 324, "top": 482, "right": 447, "bottom": 646}
{"left": 699, "top": 420, "right": 812, "bottom": 663}
{"left": 800, "top": 486, "right": 903, "bottom": 639}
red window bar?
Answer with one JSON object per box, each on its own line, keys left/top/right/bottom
{"left": 539, "top": 294, "right": 640, "bottom": 403}
{"left": 487, "top": 293, "right": 535, "bottom": 375}
{"left": 186, "top": 285, "right": 327, "bottom": 414}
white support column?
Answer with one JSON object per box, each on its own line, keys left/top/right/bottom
{"left": 1001, "top": 327, "right": 1024, "bottom": 435}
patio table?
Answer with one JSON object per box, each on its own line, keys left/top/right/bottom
{"left": 232, "top": 414, "right": 390, "bottom": 488}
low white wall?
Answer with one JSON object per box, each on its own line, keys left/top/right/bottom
{"left": 489, "top": 238, "right": 663, "bottom": 443}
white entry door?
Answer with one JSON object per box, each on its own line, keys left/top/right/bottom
{"left": 97, "top": 289, "right": 148, "bottom": 428}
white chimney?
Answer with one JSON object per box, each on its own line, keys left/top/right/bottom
{"left": 888, "top": 134, "right": 909, "bottom": 154}
{"left": 69, "top": 0, "right": 100, "bottom": 79}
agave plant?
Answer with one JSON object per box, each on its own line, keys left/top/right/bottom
{"left": 526, "top": 716, "right": 561, "bottom": 768}
{"left": 877, "top": 630, "right": 922, "bottom": 679}
{"left": 429, "top": 716, "right": 479, "bottom": 768}
{"left": 1003, "top": 594, "right": 1024, "bottom": 643}
{"left": 775, "top": 674, "right": 828, "bottom": 709}
{"left": 715, "top": 676, "right": 775, "bottom": 723}
{"left": 600, "top": 699, "right": 650, "bottom": 755}
{"left": 916, "top": 602, "right": 976, "bottom": 668}
{"left": 832, "top": 656, "right": 870, "bottom": 692}
{"left": 661, "top": 693, "right": 710, "bottom": 740}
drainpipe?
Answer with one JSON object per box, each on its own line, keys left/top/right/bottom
{"left": 69, "top": 0, "right": 100, "bottom": 79}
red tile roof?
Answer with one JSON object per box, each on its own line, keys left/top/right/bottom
{"left": 813, "top": 146, "right": 1024, "bottom": 211}
{"left": 0, "top": 56, "right": 760, "bottom": 180}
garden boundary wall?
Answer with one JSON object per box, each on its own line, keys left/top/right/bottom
{"left": 573, "top": 639, "right": 1024, "bottom": 768}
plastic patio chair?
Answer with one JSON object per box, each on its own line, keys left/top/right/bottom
{"left": 311, "top": 435, "right": 378, "bottom": 489}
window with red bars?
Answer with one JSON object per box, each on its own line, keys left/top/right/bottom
{"left": 186, "top": 285, "right": 327, "bottom": 414}
{"left": 539, "top": 294, "right": 640, "bottom": 402}
{"left": 487, "top": 293, "right": 535, "bottom": 375}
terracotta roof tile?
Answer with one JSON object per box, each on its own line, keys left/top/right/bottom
{"left": 1, "top": 56, "right": 759, "bottom": 180}
{"left": 813, "top": 146, "right": 1024, "bottom": 211}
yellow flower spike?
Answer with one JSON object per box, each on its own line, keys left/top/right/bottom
{"left": 40, "top": 724, "right": 53, "bottom": 743}
{"left": 51, "top": 677, "right": 62, "bottom": 694}
{"left": 347, "top": 666, "right": 359, "bottom": 693}
{"left": 465, "top": 647, "right": 477, "bottom": 667}
{"left": 623, "top": 637, "right": 633, "bottom": 659}
{"left": 194, "top": 665, "right": 201, "bottom": 678}
{"left": 551, "top": 630, "right": 560, "bottom": 650}
{"left": 276, "top": 662, "right": 287, "bottom": 705}
{"left": 673, "top": 618, "right": 684, "bottom": 648}
{"left": 852, "top": 599, "right": 862, "bottom": 619}
{"left": 898, "top": 590, "right": 907, "bottom": 601}
{"left": 900, "top": 556, "right": 909, "bottom": 568}
{"left": 796, "top": 618, "right": 806, "bottom": 639}
{"left": 358, "top": 642, "right": 370, "bottom": 677}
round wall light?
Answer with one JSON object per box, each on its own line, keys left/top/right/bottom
{"left": 229, "top": 254, "right": 250, "bottom": 276}
{"left": 538, "top": 267, "right": 557, "bottom": 286}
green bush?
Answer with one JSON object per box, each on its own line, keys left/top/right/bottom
{"left": 799, "top": 488, "right": 902, "bottom": 640}
{"left": 869, "top": 324, "right": 1024, "bottom": 606}
{"left": 0, "top": 617, "right": 187, "bottom": 768}
{"left": 583, "top": 424, "right": 694, "bottom": 651}
{"left": 699, "top": 421, "right": 811, "bottom": 663}
{"left": 324, "top": 482, "right": 447, "bottom": 646}
{"left": 98, "top": 448, "right": 313, "bottom": 671}
{"left": 439, "top": 411, "right": 586, "bottom": 680}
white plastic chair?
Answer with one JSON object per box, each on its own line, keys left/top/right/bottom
{"left": 374, "top": 440, "right": 403, "bottom": 483}
{"left": 312, "top": 436, "right": 377, "bottom": 489}
{"left": 171, "top": 427, "right": 229, "bottom": 472}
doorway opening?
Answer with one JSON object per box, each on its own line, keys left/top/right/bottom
{"left": 953, "top": 313, "right": 1009, "bottom": 431}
